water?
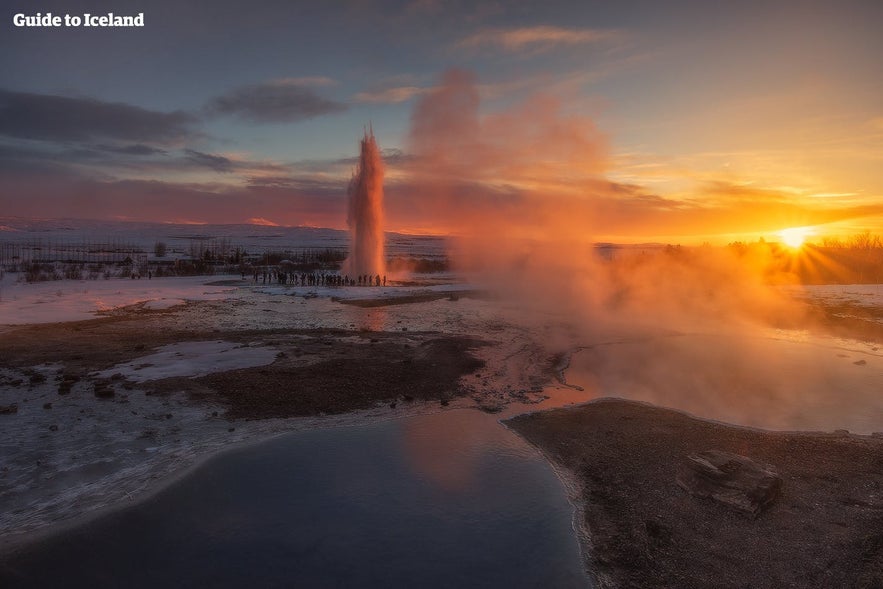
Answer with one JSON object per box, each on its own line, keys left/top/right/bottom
{"left": 344, "top": 129, "right": 386, "bottom": 278}
{"left": 566, "top": 330, "right": 883, "bottom": 433}
{"left": 0, "top": 409, "right": 589, "bottom": 588}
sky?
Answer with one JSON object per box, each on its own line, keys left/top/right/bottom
{"left": 1, "top": 0, "right": 881, "bottom": 244}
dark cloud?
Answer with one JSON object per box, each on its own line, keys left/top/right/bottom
{"left": 206, "top": 81, "right": 347, "bottom": 123}
{"left": 0, "top": 164, "right": 347, "bottom": 227}
{"left": 95, "top": 144, "right": 168, "bottom": 156}
{"left": 184, "top": 149, "right": 234, "bottom": 173}
{"left": 0, "top": 89, "right": 196, "bottom": 143}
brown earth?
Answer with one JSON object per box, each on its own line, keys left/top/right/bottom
{"left": 0, "top": 302, "right": 486, "bottom": 419}
{"left": 507, "top": 398, "right": 883, "bottom": 589}
{"left": 191, "top": 335, "right": 486, "bottom": 418}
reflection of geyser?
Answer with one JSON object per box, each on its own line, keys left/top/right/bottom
{"left": 343, "top": 127, "right": 386, "bottom": 278}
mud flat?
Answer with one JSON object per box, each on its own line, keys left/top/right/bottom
{"left": 507, "top": 398, "right": 883, "bottom": 589}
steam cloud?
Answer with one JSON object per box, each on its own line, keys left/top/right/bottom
{"left": 402, "top": 70, "right": 828, "bottom": 430}
{"left": 405, "top": 69, "right": 799, "bottom": 332}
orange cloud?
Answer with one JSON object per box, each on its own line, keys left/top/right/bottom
{"left": 353, "top": 86, "right": 430, "bottom": 104}
{"left": 247, "top": 217, "right": 280, "bottom": 226}
{"left": 457, "top": 25, "right": 623, "bottom": 52}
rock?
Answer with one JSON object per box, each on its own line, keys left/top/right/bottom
{"left": 0, "top": 404, "right": 18, "bottom": 415}
{"left": 676, "top": 449, "right": 781, "bottom": 518}
{"left": 94, "top": 383, "right": 115, "bottom": 398}
{"left": 43, "top": 402, "right": 52, "bottom": 409}
{"left": 48, "top": 424, "right": 59, "bottom": 431}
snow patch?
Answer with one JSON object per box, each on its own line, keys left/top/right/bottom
{"left": 96, "top": 340, "right": 278, "bottom": 382}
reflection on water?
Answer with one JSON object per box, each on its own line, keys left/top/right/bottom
{"left": 0, "top": 409, "right": 589, "bottom": 588}
{"left": 568, "top": 331, "right": 883, "bottom": 433}
{"left": 402, "top": 409, "right": 535, "bottom": 492}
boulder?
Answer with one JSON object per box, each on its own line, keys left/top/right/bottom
{"left": 677, "top": 449, "right": 781, "bottom": 517}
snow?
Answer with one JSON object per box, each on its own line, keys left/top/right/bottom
{"left": 95, "top": 341, "right": 278, "bottom": 382}
{"left": 783, "top": 283, "right": 883, "bottom": 309}
{"left": 0, "top": 275, "right": 240, "bottom": 325}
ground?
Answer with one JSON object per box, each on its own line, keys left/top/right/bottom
{"left": 0, "top": 286, "right": 559, "bottom": 548}
{"left": 2, "top": 277, "right": 883, "bottom": 589}
{"left": 507, "top": 398, "right": 883, "bottom": 589}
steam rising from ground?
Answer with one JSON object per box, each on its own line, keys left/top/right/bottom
{"left": 406, "top": 70, "right": 800, "bottom": 333}
{"left": 343, "top": 129, "right": 385, "bottom": 278}
{"left": 401, "top": 70, "right": 862, "bottom": 429}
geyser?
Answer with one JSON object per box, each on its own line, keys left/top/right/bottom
{"left": 343, "top": 127, "right": 385, "bottom": 278}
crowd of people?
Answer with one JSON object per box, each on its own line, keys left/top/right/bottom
{"left": 251, "top": 269, "right": 386, "bottom": 287}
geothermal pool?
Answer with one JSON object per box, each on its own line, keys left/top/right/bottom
{"left": 0, "top": 408, "right": 590, "bottom": 588}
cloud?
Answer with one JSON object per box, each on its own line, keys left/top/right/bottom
{"left": 184, "top": 149, "right": 234, "bottom": 173}
{"left": 94, "top": 144, "right": 168, "bottom": 156}
{"left": 206, "top": 80, "right": 347, "bottom": 123}
{"left": 0, "top": 89, "right": 196, "bottom": 143}
{"left": 353, "top": 86, "right": 430, "bottom": 104}
{"left": 0, "top": 163, "right": 347, "bottom": 228}
{"left": 273, "top": 76, "right": 336, "bottom": 87}
{"left": 247, "top": 217, "right": 280, "bottom": 226}
{"left": 457, "top": 25, "right": 623, "bottom": 53}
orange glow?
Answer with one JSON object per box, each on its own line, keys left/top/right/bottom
{"left": 779, "top": 226, "right": 813, "bottom": 249}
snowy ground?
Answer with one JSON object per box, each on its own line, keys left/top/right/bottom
{"left": 0, "top": 274, "right": 239, "bottom": 325}
{"left": 782, "top": 283, "right": 883, "bottom": 313}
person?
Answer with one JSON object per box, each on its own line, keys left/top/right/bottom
{"left": 382, "top": 275, "right": 386, "bottom": 286}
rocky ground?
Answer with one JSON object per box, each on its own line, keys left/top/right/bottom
{"left": 507, "top": 398, "right": 883, "bottom": 589}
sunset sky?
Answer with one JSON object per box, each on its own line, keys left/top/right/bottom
{"left": 1, "top": 0, "right": 881, "bottom": 243}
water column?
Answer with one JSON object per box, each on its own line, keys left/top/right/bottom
{"left": 343, "top": 127, "right": 385, "bottom": 278}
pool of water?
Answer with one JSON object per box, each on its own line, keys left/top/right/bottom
{"left": 567, "top": 330, "right": 883, "bottom": 433}
{"left": 0, "top": 408, "right": 590, "bottom": 588}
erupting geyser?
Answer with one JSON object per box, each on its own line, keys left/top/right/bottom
{"left": 343, "top": 127, "right": 385, "bottom": 278}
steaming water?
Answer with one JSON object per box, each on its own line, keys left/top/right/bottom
{"left": 0, "top": 409, "right": 589, "bottom": 588}
{"left": 344, "top": 129, "right": 386, "bottom": 277}
{"left": 566, "top": 328, "right": 883, "bottom": 434}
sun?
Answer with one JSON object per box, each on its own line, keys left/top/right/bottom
{"left": 779, "top": 226, "right": 813, "bottom": 249}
